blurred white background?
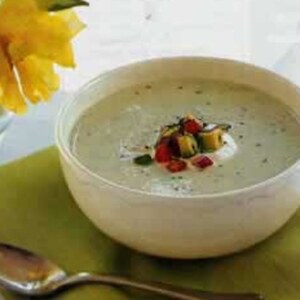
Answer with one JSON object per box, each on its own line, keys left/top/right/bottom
{"left": 1, "top": 0, "right": 300, "bottom": 164}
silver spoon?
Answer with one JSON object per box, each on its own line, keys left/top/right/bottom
{"left": 0, "top": 243, "right": 263, "bottom": 300}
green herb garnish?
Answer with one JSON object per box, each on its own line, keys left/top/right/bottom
{"left": 217, "top": 123, "right": 232, "bottom": 131}
{"left": 134, "top": 154, "right": 153, "bottom": 166}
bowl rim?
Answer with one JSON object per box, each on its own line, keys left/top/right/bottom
{"left": 55, "top": 55, "right": 300, "bottom": 200}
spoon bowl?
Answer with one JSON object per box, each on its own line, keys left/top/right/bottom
{"left": 0, "top": 243, "right": 263, "bottom": 300}
{"left": 0, "top": 243, "right": 66, "bottom": 296}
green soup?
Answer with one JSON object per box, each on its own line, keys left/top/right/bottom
{"left": 70, "top": 80, "right": 300, "bottom": 196}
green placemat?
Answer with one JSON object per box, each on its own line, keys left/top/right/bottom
{"left": 0, "top": 147, "right": 300, "bottom": 300}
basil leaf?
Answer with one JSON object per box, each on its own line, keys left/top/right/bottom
{"left": 134, "top": 154, "right": 153, "bottom": 166}
{"left": 36, "top": 0, "right": 89, "bottom": 11}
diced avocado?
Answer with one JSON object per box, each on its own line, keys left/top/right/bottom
{"left": 177, "top": 134, "right": 199, "bottom": 158}
{"left": 199, "top": 128, "right": 224, "bottom": 151}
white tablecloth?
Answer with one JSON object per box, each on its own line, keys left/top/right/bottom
{"left": 1, "top": 0, "right": 300, "bottom": 164}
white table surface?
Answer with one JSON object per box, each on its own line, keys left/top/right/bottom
{"left": 1, "top": 0, "right": 300, "bottom": 164}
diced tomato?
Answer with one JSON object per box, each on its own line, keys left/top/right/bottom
{"left": 183, "top": 119, "right": 203, "bottom": 134}
{"left": 192, "top": 155, "right": 214, "bottom": 169}
{"left": 155, "top": 143, "right": 172, "bottom": 163}
{"left": 166, "top": 159, "right": 187, "bottom": 173}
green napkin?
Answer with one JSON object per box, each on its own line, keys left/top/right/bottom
{"left": 0, "top": 147, "right": 300, "bottom": 300}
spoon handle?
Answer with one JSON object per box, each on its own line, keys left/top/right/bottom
{"left": 58, "top": 273, "right": 263, "bottom": 300}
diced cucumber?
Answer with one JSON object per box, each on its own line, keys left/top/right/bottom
{"left": 177, "top": 135, "right": 199, "bottom": 158}
{"left": 199, "top": 128, "right": 224, "bottom": 151}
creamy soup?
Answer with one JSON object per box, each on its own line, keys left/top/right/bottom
{"left": 70, "top": 80, "right": 300, "bottom": 196}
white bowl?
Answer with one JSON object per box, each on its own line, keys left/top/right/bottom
{"left": 56, "top": 57, "right": 300, "bottom": 259}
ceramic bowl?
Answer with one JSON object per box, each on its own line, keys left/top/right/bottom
{"left": 56, "top": 57, "right": 300, "bottom": 259}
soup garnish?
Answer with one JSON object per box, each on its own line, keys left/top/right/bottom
{"left": 133, "top": 114, "right": 231, "bottom": 173}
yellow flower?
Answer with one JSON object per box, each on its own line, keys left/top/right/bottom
{"left": 0, "top": 0, "right": 85, "bottom": 113}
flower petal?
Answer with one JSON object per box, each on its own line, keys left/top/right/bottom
{"left": 0, "top": 0, "right": 38, "bottom": 36}
{"left": 16, "top": 55, "right": 60, "bottom": 103}
{"left": 0, "top": 45, "right": 10, "bottom": 95}
{"left": 0, "top": 45, "right": 26, "bottom": 114}
{"left": 1, "top": 77, "right": 27, "bottom": 114}
{"left": 57, "top": 9, "right": 86, "bottom": 38}
{"left": 8, "top": 14, "right": 76, "bottom": 67}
